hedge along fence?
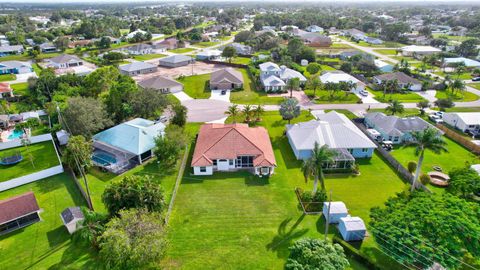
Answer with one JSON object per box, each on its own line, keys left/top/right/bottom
{"left": 0, "top": 134, "right": 64, "bottom": 191}
{"left": 332, "top": 236, "right": 383, "bottom": 270}
{"left": 294, "top": 187, "right": 323, "bottom": 215}
{"left": 436, "top": 124, "right": 480, "bottom": 155}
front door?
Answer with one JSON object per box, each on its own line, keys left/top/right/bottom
{"left": 217, "top": 159, "right": 229, "bottom": 171}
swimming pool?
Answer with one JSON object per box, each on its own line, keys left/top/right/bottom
{"left": 92, "top": 151, "right": 117, "bottom": 166}
{"left": 7, "top": 129, "right": 24, "bottom": 140}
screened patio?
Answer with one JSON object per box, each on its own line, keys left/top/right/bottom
{"left": 323, "top": 148, "right": 355, "bottom": 170}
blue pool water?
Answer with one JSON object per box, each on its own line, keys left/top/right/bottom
{"left": 92, "top": 151, "right": 117, "bottom": 166}
{"left": 7, "top": 129, "right": 24, "bottom": 140}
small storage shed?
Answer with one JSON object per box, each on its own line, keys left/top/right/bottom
{"left": 300, "top": 59, "right": 308, "bottom": 66}
{"left": 322, "top": 201, "right": 348, "bottom": 224}
{"left": 338, "top": 216, "right": 366, "bottom": 241}
{"left": 56, "top": 130, "right": 70, "bottom": 145}
{"left": 60, "top": 207, "right": 85, "bottom": 234}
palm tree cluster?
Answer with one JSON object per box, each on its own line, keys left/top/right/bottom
{"left": 301, "top": 142, "right": 337, "bottom": 193}
{"left": 224, "top": 104, "right": 265, "bottom": 124}
{"left": 385, "top": 99, "right": 405, "bottom": 115}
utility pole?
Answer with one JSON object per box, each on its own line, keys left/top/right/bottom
{"left": 324, "top": 190, "right": 332, "bottom": 241}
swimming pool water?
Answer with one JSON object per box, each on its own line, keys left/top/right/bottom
{"left": 7, "top": 129, "right": 24, "bottom": 140}
{"left": 92, "top": 152, "right": 117, "bottom": 166}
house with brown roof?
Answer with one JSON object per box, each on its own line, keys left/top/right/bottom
{"left": 0, "top": 192, "right": 41, "bottom": 235}
{"left": 298, "top": 33, "right": 332, "bottom": 47}
{"left": 138, "top": 75, "right": 184, "bottom": 93}
{"left": 0, "top": 82, "right": 13, "bottom": 99}
{"left": 153, "top": 38, "right": 188, "bottom": 50}
{"left": 210, "top": 68, "right": 244, "bottom": 90}
{"left": 191, "top": 124, "right": 276, "bottom": 176}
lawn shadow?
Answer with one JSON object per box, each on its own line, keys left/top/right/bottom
{"left": 244, "top": 174, "right": 270, "bottom": 186}
{"left": 47, "top": 241, "right": 101, "bottom": 270}
{"left": 266, "top": 215, "right": 309, "bottom": 259}
{"left": 34, "top": 175, "right": 64, "bottom": 194}
{"left": 273, "top": 137, "right": 302, "bottom": 169}
{"left": 46, "top": 226, "right": 69, "bottom": 248}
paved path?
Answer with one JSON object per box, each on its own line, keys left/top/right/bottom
{"left": 5, "top": 72, "right": 37, "bottom": 84}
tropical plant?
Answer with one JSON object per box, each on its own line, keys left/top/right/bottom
{"left": 279, "top": 98, "right": 300, "bottom": 124}
{"left": 407, "top": 161, "right": 417, "bottom": 174}
{"left": 73, "top": 208, "right": 108, "bottom": 249}
{"left": 416, "top": 101, "right": 430, "bottom": 115}
{"left": 225, "top": 104, "right": 240, "bottom": 123}
{"left": 243, "top": 104, "right": 253, "bottom": 122}
{"left": 286, "top": 77, "right": 300, "bottom": 98}
{"left": 301, "top": 142, "right": 336, "bottom": 193}
{"left": 286, "top": 238, "right": 349, "bottom": 270}
{"left": 306, "top": 75, "right": 321, "bottom": 98}
{"left": 448, "top": 167, "right": 480, "bottom": 199}
{"left": 62, "top": 135, "right": 93, "bottom": 174}
{"left": 254, "top": 105, "right": 265, "bottom": 122}
{"left": 385, "top": 99, "right": 404, "bottom": 115}
{"left": 450, "top": 79, "right": 465, "bottom": 95}
{"left": 407, "top": 128, "right": 447, "bottom": 191}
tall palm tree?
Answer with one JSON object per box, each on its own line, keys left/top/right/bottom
{"left": 385, "top": 99, "right": 404, "bottom": 115}
{"left": 243, "top": 104, "right": 253, "bottom": 122}
{"left": 254, "top": 104, "right": 265, "bottom": 122}
{"left": 225, "top": 104, "right": 240, "bottom": 123}
{"left": 450, "top": 79, "right": 465, "bottom": 95}
{"left": 301, "top": 142, "right": 337, "bottom": 193}
{"left": 408, "top": 128, "right": 448, "bottom": 191}
{"left": 286, "top": 77, "right": 300, "bottom": 98}
{"left": 307, "top": 76, "right": 322, "bottom": 98}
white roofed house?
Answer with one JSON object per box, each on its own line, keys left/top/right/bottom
{"left": 400, "top": 45, "right": 441, "bottom": 59}
{"left": 0, "top": 61, "right": 33, "bottom": 74}
{"left": 123, "top": 44, "right": 153, "bottom": 55}
{"left": 228, "top": 43, "right": 253, "bottom": 55}
{"left": 374, "top": 59, "right": 394, "bottom": 73}
{"left": 259, "top": 62, "right": 306, "bottom": 92}
{"left": 306, "top": 25, "right": 324, "bottom": 33}
{"left": 119, "top": 62, "right": 157, "bottom": 76}
{"left": 45, "top": 54, "right": 83, "bottom": 69}
{"left": 319, "top": 71, "right": 366, "bottom": 92}
{"left": 126, "top": 29, "right": 147, "bottom": 39}
{"left": 442, "top": 112, "right": 480, "bottom": 134}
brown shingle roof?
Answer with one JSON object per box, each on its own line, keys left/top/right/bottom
{"left": 191, "top": 124, "right": 276, "bottom": 167}
{"left": 0, "top": 192, "right": 40, "bottom": 224}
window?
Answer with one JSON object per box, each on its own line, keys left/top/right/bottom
{"left": 213, "top": 160, "right": 217, "bottom": 166}
{"left": 362, "top": 148, "right": 369, "bottom": 152}
{"left": 261, "top": 167, "right": 270, "bottom": 175}
{"left": 229, "top": 160, "right": 234, "bottom": 166}
{"left": 236, "top": 156, "right": 253, "bottom": 168}
{"left": 199, "top": 167, "right": 206, "bottom": 172}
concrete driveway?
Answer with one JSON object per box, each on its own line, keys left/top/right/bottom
{"left": 210, "top": 89, "right": 230, "bottom": 102}
{"left": 183, "top": 99, "right": 231, "bottom": 122}
{"left": 173, "top": 91, "right": 193, "bottom": 102}
{"left": 8, "top": 72, "right": 37, "bottom": 83}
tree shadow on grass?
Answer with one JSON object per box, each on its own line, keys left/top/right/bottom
{"left": 47, "top": 241, "right": 101, "bottom": 270}
{"left": 272, "top": 137, "right": 303, "bottom": 170}
{"left": 244, "top": 174, "right": 270, "bottom": 186}
{"left": 266, "top": 215, "right": 309, "bottom": 259}
{"left": 46, "top": 226, "right": 69, "bottom": 248}
{"left": 34, "top": 175, "right": 64, "bottom": 194}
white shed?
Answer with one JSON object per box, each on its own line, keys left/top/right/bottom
{"left": 322, "top": 201, "right": 348, "bottom": 224}
{"left": 56, "top": 130, "right": 70, "bottom": 146}
{"left": 338, "top": 216, "right": 366, "bottom": 241}
{"left": 300, "top": 59, "right": 308, "bottom": 66}
{"left": 60, "top": 207, "right": 85, "bottom": 234}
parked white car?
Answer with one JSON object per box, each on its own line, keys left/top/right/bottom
{"left": 429, "top": 114, "right": 443, "bottom": 123}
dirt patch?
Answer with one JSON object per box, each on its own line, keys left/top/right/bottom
{"left": 132, "top": 62, "right": 231, "bottom": 82}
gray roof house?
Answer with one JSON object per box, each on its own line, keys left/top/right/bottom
{"left": 0, "top": 45, "right": 24, "bottom": 55}
{"left": 210, "top": 68, "right": 244, "bottom": 90}
{"left": 158, "top": 55, "right": 194, "bottom": 68}
{"left": 365, "top": 112, "right": 442, "bottom": 144}
{"left": 259, "top": 62, "right": 306, "bottom": 92}
{"left": 228, "top": 43, "right": 253, "bottom": 55}
{"left": 286, "top": 111, "right": 376, "bottom": 168}
{"left": 119, "top": 62, "right": 158, "bottom": 76}
{"left": 0, "top": 61, "right": 33, "bottom": 74}
{"left": 373, "top": 72, "right": 422, "bottom": 91}
{"left": 138, "top": 75, "right": 183, "bottom": 93}
{"left": 45, "top": 54, "right": 83, "bottom": 69}
{"left": 39, "top": 42, "right": 57, "bottom": 53}
{"left": 123, "top": 44, "right": 153, "bottom": 55}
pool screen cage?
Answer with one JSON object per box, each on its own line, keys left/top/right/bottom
{"left": 92, "top": 140, "right": 137, "bottom": 174}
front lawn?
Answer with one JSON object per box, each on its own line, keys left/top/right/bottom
{"left": 11, "top": 82, "right": 29, "bottom": 96}
{"left": 176, "top": 73, "right": 211, "bottom": 99}
{"left": 132, "top": 54, "right": 166, "bottom": 61}
{"left": 369, "top": 89, "right": 426, "bottom": 103}
{"left": 468, "top": 83, "right": 480, "bottom": 90}
{"left": 0, "top": 73, "right": 16, "bottom": 82}
{"left": 369, "top": 108, "right": 421, "bottom": 118}
{"left": 230, "top": 68, "right": 284, "bottom": 105}
{"left": 32, "top": 63, "right": 42, "bottom": 75}
{"left": 0, "top": 141, "right": 60, "bottom": 182}
{"left": 0, "top": 173, "right": 98, "bottom": 269}
{"left": 192, "top": 41, "right": 220, "bottom": 48}
{"left": 304, "top": 90, "right": 360, "bottom": 104}
{"left": 169, "top": 47, "right": 196, "bottom": 54}
{"left": 434, "top": 71, "right": 472, "bottom": 80}
{"left": 373, "top": 49, "right": 398, "bottom": 55}
{"left": 164, "top": 111, "right": 406, "bottom": 270}
{"left": 435, "top": 89, "right": 479, "bottom": 102}
{"left": 231, "top": 56, "right": 251, "bottom": 65}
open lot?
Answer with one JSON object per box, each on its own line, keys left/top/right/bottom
{"left": 435, "top": 89, "right": 479, "bottom": 102}
{"left": 132, "top": 53, "right": 167, "bottom": 61}
{"left": 176, "top": 73, "right": 211, "bottom": 99}
{"left": 368, "top": 88, "right": 426, "bottom": 103}
{"left": 164, "top": 111, "right": 406, "bottom": 270}
{"left": 133, "top": 61, "right": 231, "bottom": 81}
{"left": 305, "top": 90, "right": 361, "bottom": 104}
{"left": 169, "top": 48, "right": 196, "bottom": 54}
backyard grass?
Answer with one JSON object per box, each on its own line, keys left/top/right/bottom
{"left": 177, "top": 73, "right": 211, "bottom": 99}
{"left": 132, "top": 53, "right": 166, "bottom": 61}
{"left": 230, "top": 68, "right": 284, "bottom": 105}
{"left": 32, "top": 63, "right": 42, "bottom": 75}
{"left": 0, "top": 73, "right": 16, "bottom": 82}
{"left": 231, "top": 56, "right": 251, "bottom": 65}
{"left": 0, "top": 141, "right": 60, "bottom": 182}
{"left": 11, "top": 82, "right": 29, "bottom": 96}
{"left": 435, "top": 89, "right": 479, "bottom": 102}
{"left": 169, "top": 47, "right": 196, "bottom": 54}
{"left": 304, "top": 90, "right": 360, "bottom": 104}
{"left": 192, "top": 41, "right": 220, "bottom": 48}
{"left": 369, "top": 89, "right": 426, "bottom": 103}
{"left": 0, "top": 173, "right": 99, "bottom": 269}
{"left": 373, "top": 49, "right": 398, "bottom": 55}
{"left": 164, "top": 111, "right": 406, "bottom": 270}
{"left": 434, "top": 71, "right": 472, "bottom": 80}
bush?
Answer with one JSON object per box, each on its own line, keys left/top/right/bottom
{"left": 407, "top": 161, "right": 417, "bottom": 174}
{"left": 420, "top": 173, "right": 431, "bottom": 185}
{"left": 286, "top": 238, "right": 350, "bottom": 270}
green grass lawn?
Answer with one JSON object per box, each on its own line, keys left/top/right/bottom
{"left": 169, "top": 47, "right": 196, "bottom": 54}
{"left": 369, "top": 89, "right": 426, "bottom": 103}
{"left": 192, "top": 41, "right": 220, "bottom": 48}
{"left": 304, "top": 90, "right": 360, "bottom": 104}
{"left": 432, "top": 33, "right": 472, "bottom": 42}
{"left": 0, "top": 73, "right": 16, "bottom": 82}
{"left": 132, "top": 54, "right": 166, "bottom": 61}
{"left": 11, "top": 82, "right": 29, "bottom": 96}
{"left": 32, "top": 63, "right": 42, "bottom": 75}
{"left": 0, "top": 141, "right": 60, "bottom": 182}
{"left": 373, "top": 49, "right": 397, "bottom": 55}
{"left": 177, "top": 73, "right": 211, "bottom": 99}
{"left": 435, "top": 89, "right": 479, "bottom": 102}
{"left": 434, "top": 71, "right": 472, "bottom": 80}
{"left": 0, "top": 173, "right": 99, "bottom": 269}
{"left": 229, "top": 69, "right": 284, "bottom": 105}
{"left": 438, "top": 107, "right": 480, "bottom": 112}
{"left": 231, "top": 56, "right": 251, "bottom": 65}
{"left": 468, "top": 83, "right": 480, "bottom": 90}
{"left": 164, "top": 111, "right": 406, "bottom": 269}
{"left": 369, "top": 108, "right": 421, "bottom": 118}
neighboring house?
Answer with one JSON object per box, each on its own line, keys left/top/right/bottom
{"left": 153, "top": 38, "right": 185, "bottom": 50}
{"left": 158, "top": 55, "right": 194, "bottom": 68}
{"left": 228, "top": 43, "right": 253, "bottom": 55}
{"left": 0, "top": 192, "right": 41, "bottom": 236}
{"left": 306, "top": 25, "right": 324, "bottom": 33}
{"left": 364, "top": 36, "right": 383, "bottom": 45}
{"left": 338, "top": 216, "right": 366, "bottom": 241}
{"left": 365, "top": 112, "right": 441, "bottom": 144}
{"left": 449, "top": 26, "right": 468, "bottom": 36}
{"left": 191, "top": 123, "right": 276, "bottom": 176}
{"left": 286, "top": 111, "right": 376, "bottom": 167}
{"left": 443, "top": 112, "right": 480, "bottom": 134}
{"left": 124, "top": 44, "right": 153, "bottom": 55}
{"left": 0, "top": 45, "right": 24, "bottom": 56}
{"left": 298, "top": 33, "right": 332, "bottom": 47}
{"left": 39, "top": 43, "right": 57, "bottom": 53}
{"left": 342, "top": 28, "right": 367, "bottom": 37}
{"left": 60, "top": 207, "right": 84, "bottom": 234}
{"left": 0, "top": 114, "right": 9, "bottom": 129}
{"left": 138, "top": 75, "right": 183, "bottom": 93}
{"left": 119, "top": 62, "right": 157, "bottom": 76}
{"left": 0, "top": 83, "right": 13, "bottom": 99}
{"left": 400, "top": 45, "right": 441, "bottom": 58}
{"left": 210, "top": 68, "right": 244, "bottom": 90}
{"left": 443, "top": 57, "right": 480, "bottom": 68}
{"left": 259, "top": 62, "right": 306, "bottom": 92}
{"left": 45, "top": 54, "right": 83, "bottom": 69}
{"left": 373, "top": 72, "right": 422, "bottom": 91}
{"left": 319, "top": 71, "right": 366, "bottom": 92}
{"left": 339, "top": 51, "right": 369, "bottom": 60}
{"left": 278, "top": 65, "right": 307, "bottom": 84}
{"left": 68, "top": 39, "right": 93, "bottom": 48}
{"left": 126, "top": 29, "right": 147, "bottom": 39}
{"left": 322, "top": 201, "right": 348, "bottom": 224}
{"left": 196, "top": 49, "right": 222, "bottom": 60}
{"left": 408, "top": 35, "right": 431, "bottom": 46}
{"left": 374, "top": 59, "right": 394, "bottom": 73}
{"left": 92, "top": 36, "right": 121, "bottom": 45}
{"left": 0, "top": 61, "right": 33, "bottom": 74}
{"left": 92, "top": 118, "right": 166, "bottom": 172}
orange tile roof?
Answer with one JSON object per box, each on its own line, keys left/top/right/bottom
{"left": 0, "top": 82, "right": 12, "bottom": 94}
{"left": 191, "top": 123, "right": 276, "bottom": 167}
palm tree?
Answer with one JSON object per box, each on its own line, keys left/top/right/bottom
{"left": 416, "top": 101, "right": 430, "bottom": 115}
{"left": 243, "top": 104, "right": 253, "bottom": 122}
{"left": 286, "top": 77, "right": 300, "bottom": 98}
{"left": 408, "top": 128, "right": 448, "bottom": 191}
{"left": 455, "top": 62, "right": 466, "bottom": 79}
{"left": 450, "top": 79, "right": 465, "bottom": 95}
{"left": 73, "top": 208, "right": 107, "bottom": 249}
{"left": 254, "top": 105, "right": 265, "bottom": 122}
{"left": 301, "top": 142, "right": 337, "bottom": 193}
{"left": 225, "top": 104, "right": 240, "bottom": 123}
{"left": 307, "top": 76, "right": 321, "bottom": 98}
{"left": 385, "top": 99, "right": 404, "bottom": 115}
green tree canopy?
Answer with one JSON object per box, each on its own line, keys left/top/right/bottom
{"left": 62, "top": 135, "right": 93, "bottom": 174}
{"left": 286, "top": 238, "right": 350, "bottom": 270}
{"left": 279, "top": 98, "right": 300, "bottom": 124}
{"left": 63, "top": 96, "right": 113, "bottom": 137}
{"left": 448, "top": 167, "right": 480, "bottom": 199}
{"left": 130, "top": 87, "right": 169, "bottom": 119}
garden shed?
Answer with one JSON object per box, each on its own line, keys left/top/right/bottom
{"left": 338, "top": 216, "right": 366, "bottom": 241}
{"left": 60, "top": 206, "right": 84, "bottom": 234}
{"left": 322, "top": 201, "right": 348, "bottom": 224}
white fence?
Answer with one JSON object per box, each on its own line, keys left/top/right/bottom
{"left": 0, "top": 133, "right": 65, "bottom": 191}
{"left": 0, "top": 165, "right": 64, "bottom": 192}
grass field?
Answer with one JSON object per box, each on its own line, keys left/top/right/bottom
{"left": 132, "top": 53, "right": 166, "bottom": 61}
{"left": 164, "top": 111, "right": 406, "bottom": 270}
{"left": 434, "top": 71, "right": 472, "bottom": 80}
{"left": 369, "top": 89, "right": 426, "bottom": 103}
{"left": 0, "top": 141, "right": 60, "bottom": 182}
{"left": 0, "top": 73, "right": 16, "bottom": 82}
{"left": 439, "top": 107, "right": 480, "bottom": 112}
{"left": 435, "top": 89, "right": 479, "bottom": 102}
{"left": 231, "top": 56, "right": 251, "bottom": 65}
{"left": 32, "top": 63, "right": 42, "bottom": 75}
{"left": 169, "top": 48, "right": 196, "bottom": 54}
{"left": 369, "top": 108, "right": 421, "bottom": 118}
{"left": 192, "top": 41, "right": 220, "bottom": 48}
{"left": 373, "top": 49, "right": 398, "bottom": 55}
{"left": 177, "top": 73, "right": 211, "bottom": 99}
{"left": 11, "top": 82, "right": 29, "bottom": 96}
{"left": 229, "top": 69, "right": 284, "bottom": 105}
{"left": 304, "top": 90, "right": 360, "bottom": 104}
{"left": 468, "top": 84, "right": 480, "bottom": 90}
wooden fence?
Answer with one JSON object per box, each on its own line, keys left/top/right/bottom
{"left": 436, "top": 124, "right": 480, "bottom": 155}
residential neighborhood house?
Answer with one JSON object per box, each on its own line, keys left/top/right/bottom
{"left": 45, "top": 54, "right": 84, "bottom": 69}
{"left": 373, "top": 72, "right": 422, "bottom": 91}
{"left": 138, "top": 75, "right": 184, "bottom": 93}
{"left": 119, "top": 62, "right": 158, "bottom": 76}
{"left": 442, "top": 112, "right": 480, "bottom": 134}
{"left": 0, "top": 61, "right": 33, "bottom": 74}
{"left": 210, "top": 68, "right": 244, "bottom": 90}
{"left": 0, "top": 192, "right": 41, "bottom": 235}
{"left": 159, "top": 55, "right": 194, "bottom": 68}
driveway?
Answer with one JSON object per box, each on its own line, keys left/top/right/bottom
{"left": 210, "top": 90, "right": 231, "bottom": 102}
{"left": 173, "top": 91, "right": 193, "bottom": 102}
{"left": 8, "top": 72, "right": 37, "bottom": 84}
{"left": 356, "top": 92, "right": 379, "bottom": 104}
{"left": 183, "top": 99, "right": 231, "bottom": 122}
